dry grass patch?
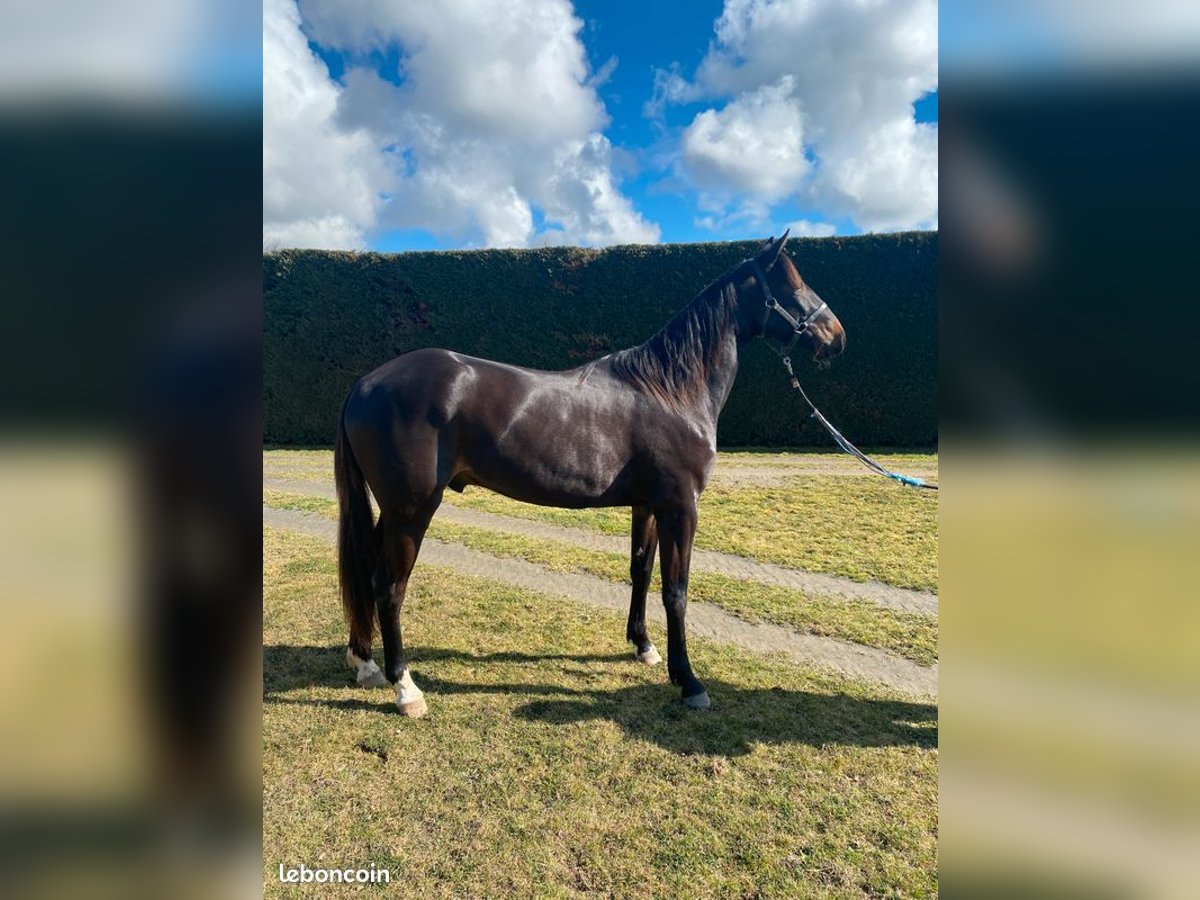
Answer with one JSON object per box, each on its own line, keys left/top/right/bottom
{"left": 696, "top": 480, "right": 936, "bottom": 591}
{"left": 264, "top": 527, "right": 937, "bottom": 899}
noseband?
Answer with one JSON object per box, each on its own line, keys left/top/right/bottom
{"left": 748, "top": 258, "right": 829, "bottom": 355}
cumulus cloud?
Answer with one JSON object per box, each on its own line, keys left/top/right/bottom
{"left": 668, "top": 0, "right": 937, "bottom": 233}
{"left": 681, "top": 77, "right": 809, "bottom": 201}
{"left": 263, "top": 0, "right": 386, "bottom": 249}
{"left": 264, "top": 0, "right": 658, "bottom": 249}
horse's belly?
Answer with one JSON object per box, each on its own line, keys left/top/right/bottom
{"left": 496, "top": 471, "right": 627, "bottom": 506}
{"left": 461, "top": 405, "right": 633, "bottom": 507}
{"left": 468, "top": 448, "right": 629, "bottom": 506}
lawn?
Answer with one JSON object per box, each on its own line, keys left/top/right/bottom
{"left": 263, "top": 489, "right": 937, "bottom": 666}
{"left": 264, "top": 527, "right": 938, "bottom": 898}
{"left": 263, "top": 450, "right": 938, "bottom": 591}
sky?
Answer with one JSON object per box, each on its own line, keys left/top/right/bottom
{"left": 263, "top": 0, "right": 938, "bottom": 251}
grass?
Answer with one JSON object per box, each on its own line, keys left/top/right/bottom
{"left": 693, "top": 481, "right": 936, "bottom": 592}
{"left": 263, "top": 489, "right": 937, "bottom": 666}
{"left": 263, "top": 450, "right": 938, "bottom": 591}
{"left": 264, "top": 526, "right": 938, "bottom": 899}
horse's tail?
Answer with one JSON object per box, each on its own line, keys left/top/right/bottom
{"left": 335, "top": 402, "right": 376, "bottom": 656}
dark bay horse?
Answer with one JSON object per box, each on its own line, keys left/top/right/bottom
{"left": 335, "top": 231, "right": 846, "bottom": 715}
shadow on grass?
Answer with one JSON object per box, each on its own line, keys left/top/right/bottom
{"left": 264, "top": 644, "right": 937, "bottom": 756}
{"left": 263, "top": 644, "right": 630, "bottom": 694}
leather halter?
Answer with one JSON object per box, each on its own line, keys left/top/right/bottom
{"left": 748, "top": 258, "right": 829, "bottom": 355}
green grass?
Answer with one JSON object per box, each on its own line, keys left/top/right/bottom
{"left": 437, "top": 481, "right": 937, "bottom": 591}
{"left": 264, "top": 450, "right": 938, "bottom": 591}
{"left": 694, "top": 481, "right": 936, "bottom": 592}
{"left": 264, "top": 526, "right": 938, "bottom": 899}
{"left": 263, "top": 490, "right": 337, "bottom": 517}
{"left": 263, "top": 489, "right": 937, "bottom": 666}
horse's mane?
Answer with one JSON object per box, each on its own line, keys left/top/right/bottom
{"left": 608, "top": 275, "right": 739, "bottom": 412}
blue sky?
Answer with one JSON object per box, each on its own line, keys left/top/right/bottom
{"left": 265, "top": 0, "right": 937, "bottom": 251}
{"left": 567, "top": 0, "right": 937, "bottom": 247}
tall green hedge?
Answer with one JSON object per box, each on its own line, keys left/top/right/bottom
{"left": 264, "top": 233, "right": 936, "bottom": 447}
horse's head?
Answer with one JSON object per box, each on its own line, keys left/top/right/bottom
{"left": 741, "top": 230, "right": 847, "bottom": 363}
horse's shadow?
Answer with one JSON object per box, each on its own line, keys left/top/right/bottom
{"left": 264, "top": 644, "right": 936, "bottom": 757}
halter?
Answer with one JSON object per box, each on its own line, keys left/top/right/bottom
{"left": 748, "top": 258, "right": 829, "bottom": 355}
{"left": 747, "top": 259, "right": 937, "bottom": 490}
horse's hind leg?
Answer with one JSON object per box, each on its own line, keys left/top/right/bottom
{"left": 376, "top": 503, "right": 437, "bottom": 717}
{"left": 627, "top": 506, "right": 661, "bottom": 665}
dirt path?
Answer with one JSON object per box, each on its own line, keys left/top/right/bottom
{"left": 264, "top": 506, "right": 937, "bottom": 699}
{"left": 263, "top": 477, "right": 937, "bottom": 616}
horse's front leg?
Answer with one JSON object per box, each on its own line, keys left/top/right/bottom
{"left": 656, "top": 502, "right": 709, "bottom": 709}
{"left": 627, "top": 505, "right": 661, "bottom": 665}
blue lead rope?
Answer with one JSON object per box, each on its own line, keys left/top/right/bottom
{"left": 781, "top": 356, "right": 938, "bottom": 491}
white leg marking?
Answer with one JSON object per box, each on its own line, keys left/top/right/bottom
{"left": 636, "top": 643, "right": 662, "bottom": 666}
{"left": 346, "top": 649, "right": 388, "bottom": 688}
{"left": 395, "top": 668, "right": 428, "bottom": 718}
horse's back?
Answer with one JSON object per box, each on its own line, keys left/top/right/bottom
{"left": 341, "top": 347, "right": 708, "bottom": 510}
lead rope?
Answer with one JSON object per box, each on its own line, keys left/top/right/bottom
{"left": 780, "top": 356, "right": 938, "bottom": 491}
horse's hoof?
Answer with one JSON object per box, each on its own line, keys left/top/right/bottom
{"left": 397, "top": 696, "right": 428, "bottom": 718}
{"left": 636, "top": 644, "right": 662, "bottom": 666}
{"left": 683, "top": 691, "right": 711, "bottom": 710}
{"left": 395, "top": 668, "right": 426, "bottom": 717}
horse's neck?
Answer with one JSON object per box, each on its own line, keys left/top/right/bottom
{"left": 612, "top": 282, "right": 745, "bottom": 426}
{"left": 670, "top": 283, "right": 742, "bottom": 426}
{"left": 699, "top": 330, "right": 739, "bottom": 427}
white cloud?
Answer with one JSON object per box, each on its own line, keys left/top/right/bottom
{"left": 665, "top": 0, "right": 937, "bottom": 233}
{"left": 644, "top": 64, "right": 692, "bottom": 118}
{"left": 694, "top": 198, "right": 772, "bottom": 234}
{"left": 263, "top": 0, "right": 386, "bottom": 248}
{"left": 681, "top": 77, "right": 809, "bottom": 201}
{"left": 539, "top": 134, "right": 662, "bottom": 247}
{"left": 588, "top": 55, "right": 620, "bottom": 89}
{"left": 263, "top": 0, "right": 658, "bottom": 249}
{"left": 786, "top": 219, "right": 836, "bottom": 237}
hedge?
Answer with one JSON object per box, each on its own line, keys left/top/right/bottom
{"left": 264, "top": 232, "right": 936, "bottom": 447}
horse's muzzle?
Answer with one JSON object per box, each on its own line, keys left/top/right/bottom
{"left": 816, "top": 327, "right": 846, "bottom": 361}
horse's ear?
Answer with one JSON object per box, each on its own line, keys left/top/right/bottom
{"left": 757, "top": 228, "right": 790, "bottom": 270}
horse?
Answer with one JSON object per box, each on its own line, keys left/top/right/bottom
{"left": 334, "top": 231, "right": 846, "bottom": 716}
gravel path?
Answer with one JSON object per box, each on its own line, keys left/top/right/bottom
{"left": 265, "top": 505, "right": 937, "bottom": 699}
{"left": 263, "top": 477, "right": 937, "bottom": 616}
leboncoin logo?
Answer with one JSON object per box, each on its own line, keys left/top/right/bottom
{"left": 278, "top": 864, "right": 390, "bottom": 884}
